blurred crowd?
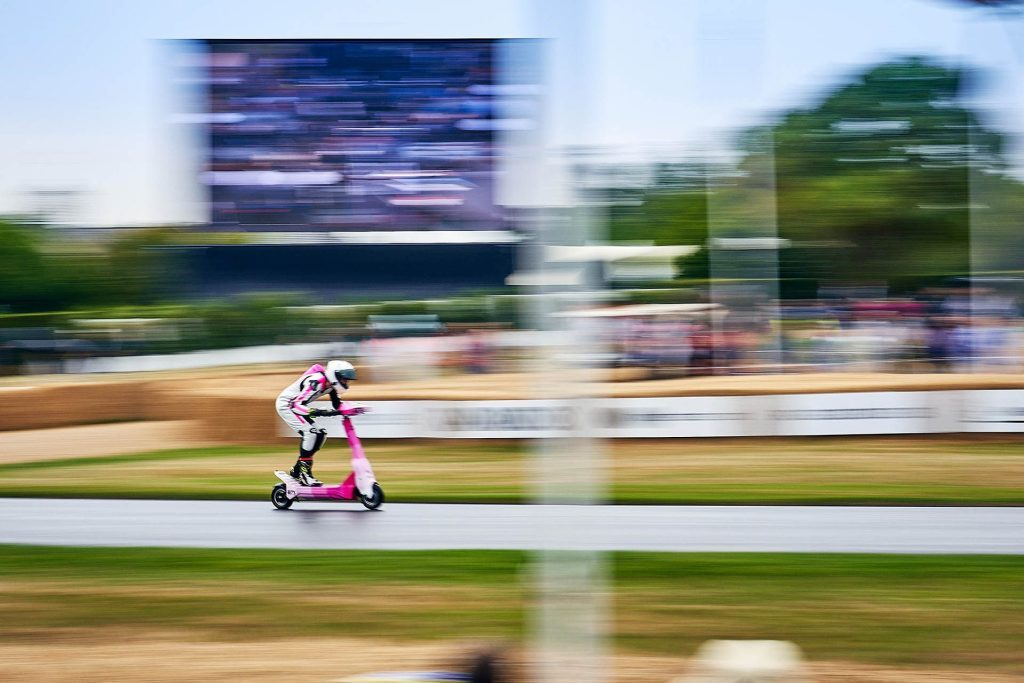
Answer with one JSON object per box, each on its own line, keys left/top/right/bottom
{"left": 779, "top": 290, "right": 1022, "bottom": 374}
{"left": 4, "top": 288, "right": 1022, "bottom": 379}
{"left": 604, "top": 288, "right": 1023, "bottom": 376}
{"left": 341, "top": 287, "right": 1024, "bottom": 380}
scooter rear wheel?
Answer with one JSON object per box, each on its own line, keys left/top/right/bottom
{"left": 360, "top": 483, "right": 384, "bottom": 510}
{"left": 271, "top": 484, "right": 293, "bottom": 510}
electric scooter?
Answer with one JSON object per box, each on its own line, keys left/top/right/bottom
{"left": 271, "top": 410, "right": 384, "bottom": 510}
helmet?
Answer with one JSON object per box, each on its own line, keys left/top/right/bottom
{"left": 325, "top": 360, "right": 357, "bottom": 392}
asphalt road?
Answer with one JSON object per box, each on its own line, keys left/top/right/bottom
{"left": 1, "top": 498, "right": 1023, "bottom": 553}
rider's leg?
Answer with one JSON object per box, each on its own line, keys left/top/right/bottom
{"left": 291, "top": 430, "right": 327, "bottom": 486}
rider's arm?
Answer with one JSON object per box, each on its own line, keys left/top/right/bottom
{"left": 289, "top": 396, "right": 313, "bottom": 420}
{"left": 329, "top": 388, "right": 341, "bottom": 410}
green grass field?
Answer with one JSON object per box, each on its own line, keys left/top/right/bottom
{"left": 3, "top": 436, "right": 1024, "bottom": 505}
{"left": 1, "top": 546, "right": 1021, "bottom": 675}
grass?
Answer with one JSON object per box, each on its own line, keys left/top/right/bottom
{"left": 0, "top": 546, "right": 1021, "bottom": 674}
{"left": 613, "top": 553, "right": 1024, "bottom": 668}
{"left": 2, "top": 436, "right": 1024, "bottom": 505}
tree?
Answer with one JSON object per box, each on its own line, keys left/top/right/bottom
{"left": 610, "top": 56, "right": 1024, "bottom": 291}
{"left": 0, "top": 220, "right": 48, "bottom": 311}
{"left": 0, "top": 221, "right": 185, "bottom": 312}
{"left": 767, "top": 57, "right": 1012, "bottom": 286}
{"left": 103, "top": 229, "right": 181, "bottom": 305}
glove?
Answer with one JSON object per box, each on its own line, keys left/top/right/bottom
{"left": 342, "top": 406, "right": 369, "bottom": 417}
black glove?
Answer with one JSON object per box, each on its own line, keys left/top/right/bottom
{"left": 307, "top": 408, "right": 341, "bottom": 418}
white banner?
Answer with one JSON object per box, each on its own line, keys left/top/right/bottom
{"left": 600, "top": 396, "right": 760, "bottom": 438}
{"left": 277, "top": 400, "right": 588, "bottom": 440}
{"left": 768, "top": 391, "right": 943, "bottom": 436}
{"left": 277, "top": 390, "right": 1024, "bottom": 439}
{"left": 960, "top": 390, "right": 1024, "bottom": 433}
{"left": 422, "top": 400, "right": 583, "bottom": 439}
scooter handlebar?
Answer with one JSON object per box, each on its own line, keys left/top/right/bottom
{"left": 307, "top": 408, "right": 341, "bottom": 418}
{"left": 342, "top": 406, "right": 370, "bottom": 417}
{"left": 307, "top": 406, "right": 370, "bottom": 418}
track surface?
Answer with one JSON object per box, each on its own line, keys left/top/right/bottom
{"left": 1, "top": 499, "right": 1023, "bottom": 553}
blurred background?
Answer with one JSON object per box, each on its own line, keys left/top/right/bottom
{"left": 2, "top": 1, "right": 1024, "bottom": 682}
{"left": 2, "top": 1, "right": 1024, "bottom": 379}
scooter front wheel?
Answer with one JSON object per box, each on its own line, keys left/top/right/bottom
{"left": 271, "top": 484, "right": 293, "bottom": 510}
{"left": 360, "top": 483, "right": 384, "bottom": 510}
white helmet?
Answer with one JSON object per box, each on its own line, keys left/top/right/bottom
{"left": 325, "top": 360, "right": 357, "bottom": 392}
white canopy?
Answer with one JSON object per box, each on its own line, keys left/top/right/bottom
{"left": 557, "top": 303, "right": 724, "bottom": 318}
{"left": 545, "top": 244, "right": 699, "bottom": 262}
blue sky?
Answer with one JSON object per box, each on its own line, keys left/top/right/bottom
{"left": 0, "top": 0, "right": 1021, "bottom": 225}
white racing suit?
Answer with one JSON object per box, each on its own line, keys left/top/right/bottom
{"left": 276, "top": 363, "right": 344, "bottom": 476}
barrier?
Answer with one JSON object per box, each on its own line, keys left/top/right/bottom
{"left": 278, "top": 390, "right": 1024, "bottom": 439}
{"left": 960, "top": 390, "right": 1024, "bottom": 432}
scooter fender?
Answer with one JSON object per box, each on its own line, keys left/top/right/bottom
{"left": 352, "top": 457, "right": 376, "bottom": 497}
{"left": 273, "top": 470, "right": 301, "bottom": 499}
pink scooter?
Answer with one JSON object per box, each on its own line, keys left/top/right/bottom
{"left": 271, "top": 411, "right": 384, "bottom": 510}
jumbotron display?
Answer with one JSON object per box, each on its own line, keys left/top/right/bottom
{"left": 202, "top": 40, "right": 504, "bottom": 232}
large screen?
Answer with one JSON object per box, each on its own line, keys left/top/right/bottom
{"left": 201, "top": 40, "right": 506, "bottom": 232}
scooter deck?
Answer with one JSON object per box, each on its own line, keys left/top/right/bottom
{"left": 274, "top": 470, "right": 358, "bottom": 500}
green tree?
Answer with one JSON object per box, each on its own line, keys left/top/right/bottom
{"left": 610, "top": 56, "right": 1024, "bottom": 290}
{"left": 103, "top": 229, "right": 181, "bottom": 305}
{"left": 0, "top": 221, "right": 186, "bottom": 312}
{"left": 767, "top": 57, "right": 986, "bottom": 285}
{"left": 608, "top": 163, "right": 709, "bottom": 247}
{"left": 0, "top": 219, "right": 48, "bottom": 311}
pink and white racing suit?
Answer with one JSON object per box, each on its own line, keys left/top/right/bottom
{"left": 276, "top": 363, "right": 344, "bottom": 453}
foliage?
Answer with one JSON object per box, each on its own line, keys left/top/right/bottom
{"left": 0, "top": 220, "right": 55, "bottom": 312}
{"left": 609, "top": 56, "right": 1024, "bottom": 292}
{"left": 194, "top": 294, "right": 302, "bottom": 350}
{"left": 0, "top": 222, "right": 184, "bottom": 312}
{"left": 768, "top": 57, "right": 979, "bottom": 285}
{"left": 102, "top": 228, "right": 181, "bottom": 305}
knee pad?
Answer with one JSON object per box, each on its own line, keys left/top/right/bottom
{"left": 299, "top": 430, "right": 327, "bottom": 454}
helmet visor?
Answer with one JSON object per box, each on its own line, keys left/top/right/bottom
{"left": 333, "top": 367, "right": 357, "bottom": 388}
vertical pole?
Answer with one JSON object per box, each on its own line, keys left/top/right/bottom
{"left": 706, "top": 131, "right": 782, "bottom": 373}
{"left": 515, "top": 2, "right": 609, "bottom": 681}
{"left": 963, "top": 11, "right": 1024, "bottom": 373}
{"left": 700, "top": 3, "right": 781, "bottom": 373}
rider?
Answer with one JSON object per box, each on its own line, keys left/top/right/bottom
{"left": 276, "top": 360, "right": 365, "bottom": 486}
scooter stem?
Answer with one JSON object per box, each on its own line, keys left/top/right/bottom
{"left": 342, "top": 416, "right": 366, "bottom": 460}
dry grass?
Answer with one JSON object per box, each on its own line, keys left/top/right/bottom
{"left": 0, "top": 633, "right": 469, "bottom": 683}
{"left": 2, "top": 435, "right": 1023, "bottom": 504}
{"left": 0, "top": 420, "right": 214, "bottom": 465}
{"left": 1, "top": 632, "right": 1020, "bottom": 682}
{"left": 609, "top": 436, "right": 1024, "bottom": 488}
{"left": 1, "top": 548, "right": 1022, "bottom": 682}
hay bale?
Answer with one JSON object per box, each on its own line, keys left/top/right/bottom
{"left": 673, "top": 640, "right": 809, "bottom": 683}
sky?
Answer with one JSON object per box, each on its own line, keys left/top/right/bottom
{"left": 0, "top": 0, "right": 1021, "bottom": 226}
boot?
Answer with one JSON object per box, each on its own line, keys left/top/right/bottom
{"left": 291, "top": 460, "right": 323, "bottom": 487}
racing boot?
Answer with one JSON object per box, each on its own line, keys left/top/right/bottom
{"left": 291, "top": 459, "right": 323, "bottom": 487}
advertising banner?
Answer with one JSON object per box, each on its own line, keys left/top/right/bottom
{"left": 768, "top": 391, "right": 944, "bottom": 436}
{"left": 960, "top": 390, "right": 1024, "bottom": 433}
{"left": 600, "top": 396, "right": 761, "bottom": 438}
{"left": 277, "top": 390, "right": 1024, "bottom": 439}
